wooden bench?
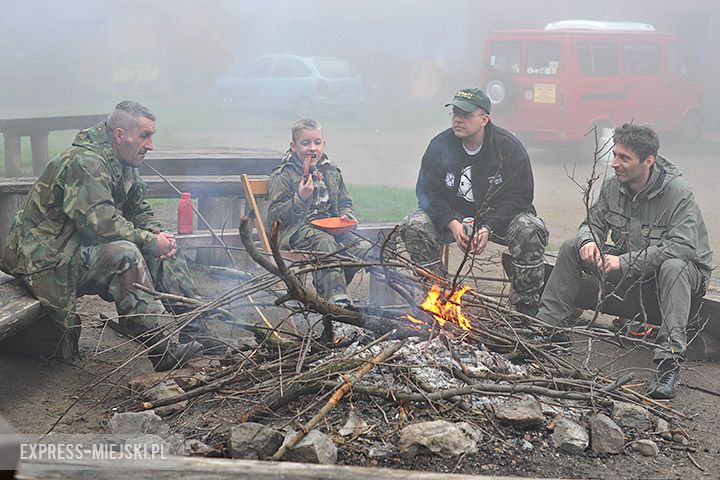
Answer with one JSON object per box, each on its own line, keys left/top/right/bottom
{"left": 0, "top": 271, "right": 41, "bottom": 342}
{"left": 0, "top": 114, "right": 107, "bottom": 176}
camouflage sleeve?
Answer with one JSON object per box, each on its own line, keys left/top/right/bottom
{"left": 62, "top": 156, "right": 157, "bottom": 254}
{"left": 123, "top": 177, "right": 162, "bottom": 231}
{"left": 267, "top": 168, "right": 309, "bottom": 228}
{"left": 334, "top": 169, "right": 356, "bottom": 220}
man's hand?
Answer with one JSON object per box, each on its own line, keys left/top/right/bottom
{"left": 298, "top": 175, "right": 314, "bottom": 200}
{"left": 470, "top": 227, "right": 491, "bottom": 253}
{"left": 598, "top": 254, "right": 621, "bottom": 273}
{"left": 448, "top": 219, "right": 470, "bottom": 251}
{"left": 154, "top": 232, "right": 177, "bottom": 260}
{"left": 579, "top": 241, "right": 601, "bottom": 265}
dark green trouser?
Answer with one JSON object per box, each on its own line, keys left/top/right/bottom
{"left": 289, "top": 224, "right": 373, "bottom": 303}
{"left": 399, "top": 209, "right": 549, "bottom": 308}
{"left": 537, "top": 238, "right": 706, "bottom": 361}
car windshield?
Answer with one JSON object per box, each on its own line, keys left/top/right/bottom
{"left": 312, "top": 58, "right": 356, "bottom": 78}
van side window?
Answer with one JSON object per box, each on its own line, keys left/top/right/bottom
{"left": 578, "top": 42, "right": 619, "bottom": 76}
{"left": 488, "top": 41, "right": 522, "bottom": 75}
{"left": 526, "top": 42, "right": 560, "bottom": 75}
{"left": 623, "top": 43, "right": 661, "bottom": 75}
{"left": 667, "top": 43, "right": 689, "bottom": 76}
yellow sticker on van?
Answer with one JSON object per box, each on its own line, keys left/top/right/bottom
{"left": 533, "top": 84, "right": 556, "bottom": 104}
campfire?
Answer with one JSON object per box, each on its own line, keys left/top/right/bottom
{"left": 403, "top": 284, "right": 472, "bottom": 331}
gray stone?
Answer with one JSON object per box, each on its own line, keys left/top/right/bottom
{"left": 589, "top": 414, "right": 625, "bottom": 455}
{"left": 141, "top": 380, "right": 187, "bottom": 417}
{"left": 612, "top": 402, "right": 652, "bottom": 430}
{"left": 338, "top": 412, "right": 369, "bottom": 437}
{"left": 631, "top": 439, "right": 659, "bottom": 457}
{"left": 399, "top": 420, "right": 480, "bottom": 458}
{"left": 166, "top": 433, "right": 213, "bottom": 457}
{"left": 283, "top": 430, "right": 337, "bottom": 465}
{"left": 552, "top": 418, "right": 588, "bottom": 453}
{"left": 230, "top": 423, "right": 283, "bottom": 460}
{"left": 519, "top": 439, "right": 534, "bottom": 452}
{"left": 493, "top": 397, "right": 545, "bottom": 428}
{"left": 367, "top": 444, "right": 398, "bottom": 458}
{"left": 124, "top": 434, "right": 167, "bottom": 452}
{"left": 654, "top": 417, "right": 673, "bottom": 441}
{"left": 106, "top": 411, "right": 169, "bottom": 437}
{"left": 672, "top": 433, "right": 689, "bottom": 446}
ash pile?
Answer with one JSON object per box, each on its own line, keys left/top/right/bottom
{"left": 112, "top": 219, "right": 692, "bottom": 471}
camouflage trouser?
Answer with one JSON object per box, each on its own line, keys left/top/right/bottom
{"left": 289, "top": 224, "right": 373, "bottom": 303}
{"left": 399, "top": 209, "right": 549, "bottom": 307}
{"left": 20, "top": 240, "right": 199, "bottom": 342}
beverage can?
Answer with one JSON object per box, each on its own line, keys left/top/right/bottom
{"left": 462, "top": 217, "right": 475, "bottom": 237}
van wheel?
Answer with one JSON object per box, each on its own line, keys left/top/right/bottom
{"left": 295, "top": 97, "right": 316, "bottom": 118}
{"left": 485, "top": 76, "right": 516, "bottom": 110}
{"left": 677, "top": 111, "right": 703, "bottom": 143}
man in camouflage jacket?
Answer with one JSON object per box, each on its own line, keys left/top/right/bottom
{"left": 0, "top": 101, "right": 205, "bottom": 370}
{"left": 267, "top": 119, "right": 371, "bottom": 306}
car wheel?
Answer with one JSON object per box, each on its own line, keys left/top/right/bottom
{"left": 485, "top": 76, "right": 516, "bottom": 111}
{"left": 676, "top": 111, "right": 703, "bottom": 143}
{"left": 295, "top": 97, "right": 316, "bottom": 118}
{"left": 219, "top": 91, "right": 237, "bottom": 112}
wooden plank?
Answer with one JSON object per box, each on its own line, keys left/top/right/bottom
{"left": 141, "top": 148, "right": 282, "bottom": 177}
{"left": 0, "top": 114, "right": 107, "bottom": 135}
{"left": 0, "top": 272, "right": 41, "bottom": 342}
{"left": 17, "top": 456, "right": 518, "bottom": 480}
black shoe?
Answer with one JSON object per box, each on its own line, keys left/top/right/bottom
{"left": 144, "top": 335, "right": 204, "bottom": 372}
{"left": 646, "top": 359, "right": 679, "bottom": 399}
{"left": 515, "top": 302, "right": 539, "bottom": 318}
{"left": 179, "top": 319, "right": 227, "bottom": 354}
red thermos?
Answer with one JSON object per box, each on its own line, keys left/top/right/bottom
{"left": 178, "top": 192, "right": 194, "bottom": 234}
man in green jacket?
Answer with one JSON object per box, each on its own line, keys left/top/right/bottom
{"left": 537, "top": 123, "right": 713, "bottom": 399}
{"left": 0, "top": 101, "right": 214, "bottom": 371}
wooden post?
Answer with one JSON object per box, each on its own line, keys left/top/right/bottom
{"left": 30, "top": 132, "right": 50, "bottom": 175}
{"left": 3, "top": 133, "right": 22, "bottom": 177}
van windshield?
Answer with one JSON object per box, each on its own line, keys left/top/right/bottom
{"left": 488, "top": 41, "right": 522, "bottom": 75}
{"left": 526, "top": 42, "right": 560, "bottom": 76}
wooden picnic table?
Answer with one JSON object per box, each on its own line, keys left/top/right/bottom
{"left": 0, "top": 114, "right": 107, "bottom": 177}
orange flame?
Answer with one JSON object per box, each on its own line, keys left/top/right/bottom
{"left": 403, "top": 285, "right": 472, "bottom": 331}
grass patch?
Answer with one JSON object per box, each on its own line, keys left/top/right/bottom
{"left": 347, "top": 184, "right": 416, "bottom": 223}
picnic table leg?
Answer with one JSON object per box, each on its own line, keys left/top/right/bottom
{"left": 30, "top": 132, "right": 49, "bottom": 176}
{"left": 3, "top": 133, "right": 22, "bottom": 177}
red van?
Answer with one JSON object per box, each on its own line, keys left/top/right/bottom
{"left": 480, "top": 20, "right": 704, "bottom": 146}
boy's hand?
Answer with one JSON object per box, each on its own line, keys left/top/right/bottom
{"left": 448, "top": 219, "right": 470, "bottom": 251}
{"left": 298, "top": 175, "right": 314, "bottom": 200}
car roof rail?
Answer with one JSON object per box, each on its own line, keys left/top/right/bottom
{"left": 544, "top": 20, "right": 656, "bottom": 32}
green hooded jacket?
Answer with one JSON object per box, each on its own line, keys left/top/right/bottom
{"left": 0, "top": 121, "right": 159, "bottom": 311}
{"left": 577, "top": 155, "right": 713, "bottom": 281}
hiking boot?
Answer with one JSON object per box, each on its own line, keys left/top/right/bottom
{"left": 179, "top": 318, "right": 227, "bottom": 354}
{"left": 142, "top": 333, "right": 204, "bottom": 372}
{"left": 533, "top": 331, "right": 572, "bottom": 351}
{"left": 646, "top": 359, "right": 679, "bottom": 400}
{"left": 514, "top": 302, "right": 539, "bottom": 318}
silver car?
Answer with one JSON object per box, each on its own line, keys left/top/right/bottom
{"left": 215, "top": 54, "right": 364, "bottom": 117}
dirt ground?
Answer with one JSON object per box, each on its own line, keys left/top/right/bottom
{"left": 1, "top": 117, "right": 719, "bottom": 479}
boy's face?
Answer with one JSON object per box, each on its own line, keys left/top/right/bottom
{"left": 291, "top": 128, "right": 325, "bottom": 168}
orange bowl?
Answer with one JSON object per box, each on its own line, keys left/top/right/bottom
{"left": 310, "top": 216, "right": 358, "bottom": 235}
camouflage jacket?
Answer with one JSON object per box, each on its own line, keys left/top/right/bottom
{"left": 266, "top": 151, "right": 355, "bottom": 248}
{"left": 577, "top": 155, "right": 713, "bottom": 281}
{"left": 0, "top": 121, "right": 159, "bottom": 300}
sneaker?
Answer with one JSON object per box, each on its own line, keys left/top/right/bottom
{"left": 179, "top": 318, "right": 228, "bottom": 354}
{"left": 515, "top": 302, "right": 539, "bottom": 318}
{"left": 646, "top": 359, "right": 679, "bottom": 400}
{"left": 148, "top": 339, "right": 204, "bottom": 372}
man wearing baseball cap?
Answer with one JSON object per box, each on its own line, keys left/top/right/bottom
{"left": 400, "top": 88, "right": 549, "bottom": 317}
